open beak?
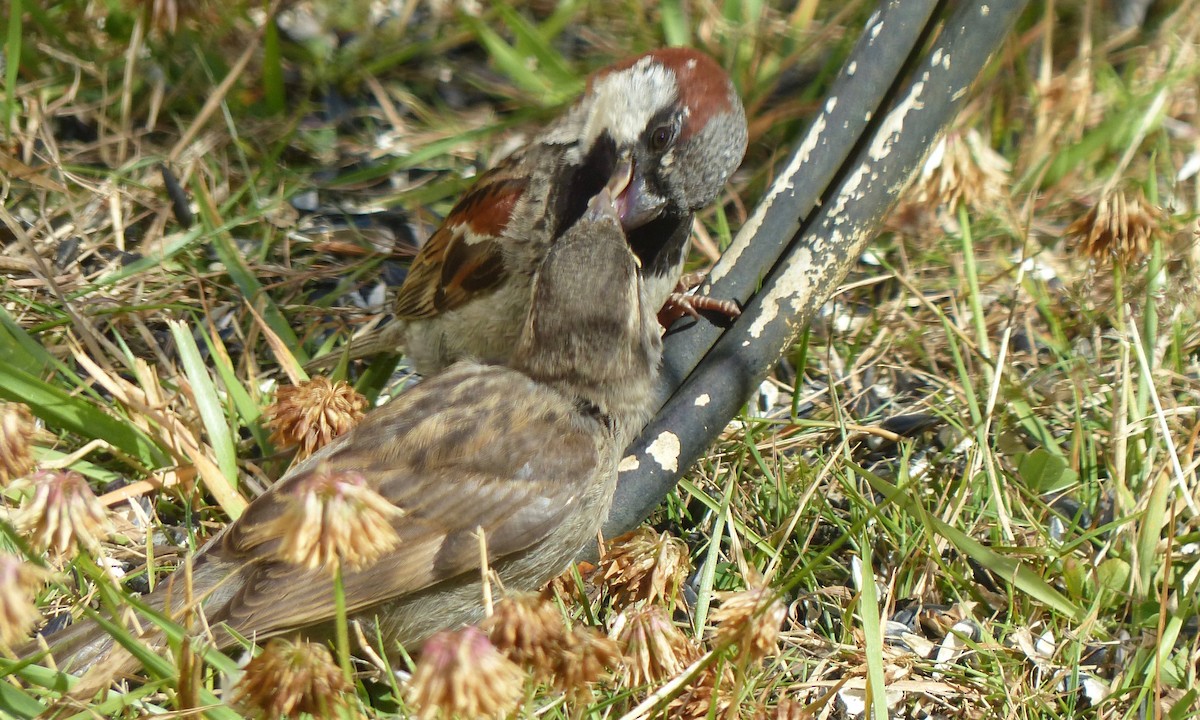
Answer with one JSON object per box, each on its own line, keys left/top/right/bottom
{"left": 607, "top": 157, "right": 666, "bottom": 231}
{"left": 587, "top": 164, "right": 643, "bottom": 270}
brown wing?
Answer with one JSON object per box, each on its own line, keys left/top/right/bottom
{"left": 393, "top": 170, "right": 530, "bottom": 319}
{"left": 211, "top": 365, "right": 601, "bottom": 637}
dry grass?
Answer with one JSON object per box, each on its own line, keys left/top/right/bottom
{"left": 3, "top": 0, "right": 1200, "bottom": 718}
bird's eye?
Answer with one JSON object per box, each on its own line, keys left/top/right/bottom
{"left": 650, "top": 124, "right": 676, "bottom": 152}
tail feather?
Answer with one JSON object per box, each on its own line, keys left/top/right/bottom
{"left": 26, "top": 604, "right": 166, "bottom": 677}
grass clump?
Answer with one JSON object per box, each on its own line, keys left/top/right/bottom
{"left": 3, "top": 1, "right": 1200, "bottom": 718}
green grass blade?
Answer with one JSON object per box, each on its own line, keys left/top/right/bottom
{"left": 0, "top": 306, "right": 59, "bottom": 378}
{"left": 660, "top": 0, "right": 691, "bottom": 46}
{"left": 0, "top": 363, "right": 167, "bottom": 468}
{"left": 0, "top": 680, "right": 45, "bottom": 719}
{"left": 855, "top": 544, "right": 889, "bottom": 720}
{"left": 193, "top": 182, "right": 309, "bottom": 365}
{"left": 168, "top": 319, "right": 239, "bottom": 488}
{"left": 857, "top": 463, "right": 1084, "bottom": 621}
{"left": 4, "top": 0, "right": 21, "bottom": 136}
{"left": 493, "top": 4, "right": 576, "bottom": 89}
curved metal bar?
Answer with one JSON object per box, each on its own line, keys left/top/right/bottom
{"left": 606, "top": 0, "right": 1030, "bottom": 538}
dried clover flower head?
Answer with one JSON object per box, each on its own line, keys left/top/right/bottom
{"left": 0, "top": 403, "right": 36, "bottom": 486}
{"left": 552, "top": 626, "right": 622, "bottom": 698}
{"left": 710, "top": 585, "right": 786, "bottom": 663}
{"left": 18, "top": 470, "right": 113, "bottom": 556}
{"left": 408, "top": 626, "right": 526, "bottom": 720}
{"left": 600, "top": 527, "right": 690, "bottom": 610}
{"left": 231, "top": 637, "right": 351, "bottom": 720}
{"left": 773, "top": 696, "right": 806, "bottom": 719}
{"left": 1067, "top": 190, "right": 1162, "bottom": 267}
{"left": 484, "top": 594, "right": 619, "bottom": 696}
{"left": 265, "top": 376, "right": 367, "bottom": 457}
{"left": 914, "top": 127, "right": 1010, "bottom": 213}
{"left": 483, "top": 593, "right": 569, "bottom": 680}
{"left": 262, "top": 467, "right": 403, "bottom": 573}
{"left": 667, "top": 664, "right": 735, "bottom": 720}
{"left": 0, "top": 554, "right": 48, "bottom": 648}
{"left": 610, "top": 604, "right": 698, "bottom": 687}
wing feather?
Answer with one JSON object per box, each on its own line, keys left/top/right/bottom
{"left": 209, "top": 365, "right": 600, "bottom": 638}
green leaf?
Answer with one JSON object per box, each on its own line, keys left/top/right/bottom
{"left": 660, "top": 0, "right": 691, "bottom": 46}
{"left": 1096, "top": 557, "right": 1131, "bottom": 594}
{"left": 1137, "top": 468, "right": 1169, "bottom": 594}
{"left": 1018, "top": 448, "right": 1078, "bottom": 493}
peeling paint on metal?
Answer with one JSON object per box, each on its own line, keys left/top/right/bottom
{"left": 646, "top": 431, "right": 681, "bottom": 473}
{"left": 618, "top": 454, "right": 640, "bottom": 472}
{"left": 694, "top": 393, "right": 711, "bottom": 407}
{"left": 709, "top": 109, "right": 829, "bottom": 283}
{"left": 868, "top": 80, "right": 926, "bottom": 162}
{"left": 747, "top": 246, "right": 816, "bottom": 338}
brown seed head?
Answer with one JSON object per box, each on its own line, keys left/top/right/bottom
{"left": 710, "top": 585, "right": 786, "bottom": 663}
{"left": 408, "top": 626, "right": 526, "bottom": 720}
{"left": 17, "top": 470, "right": 113, "bottom": 556}
{"left": 265, "top": 376, "right": 367, "bottom": 458}
{"left": 600, "top": 527, "right": 690, "bottom": 610}
{"left": 772, "top": 696, "right": 807, "bottom": 719}
{"left": 232, "top": 637, "right": 351, "bottom": 720}
{"left": 667, "top": 664, "right": 736, "bottom": 720}
{"left": 552, "top": 626, "right": 622, "bottom": 698}
{"left": 0, "top": 403, "right": 36, "bottom": 486}
{"left": 1067, "top": 190, "right": 1162, "bottom": 267}
{"left": 914, "top": 128, "right": 1010, "bottom": 213}
{"left": 265, "top": 467, "right": 403, "bottom": 573}
{"left": 0, "top": 554, "right": 48, "bottom": 648}
{"left": 483, "top": 593, "right": 570, "bottom": 680}
{"left": 610, "top": 604, "right": 698, "bottom": 686}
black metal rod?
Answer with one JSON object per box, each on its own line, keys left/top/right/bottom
{"left": 605, "top": 0, "right": 1030, "bottom": 538}
{"left": 653, "top": 0, "right": 943, "bottom": 405}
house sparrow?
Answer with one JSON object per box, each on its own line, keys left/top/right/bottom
{"left": 37, "top": 183, "right": 662, "bottom": 680}
{"left": 316, "top": 47, "right": 747, "bottom": 375}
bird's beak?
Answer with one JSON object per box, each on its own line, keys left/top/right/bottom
{"left": 585, "top": 186, "right": 620, "bottom": 223}
{"left": 592, "top": 172, "right": 642, "bottom": 270}
{"left": 607, "top": 157, "right": 665, "bottom": 231}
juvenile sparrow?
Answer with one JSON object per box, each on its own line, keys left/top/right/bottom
{"left": 317, "top": 47, "right": 747, "bottom": 375}
{"left": 38, "top": 183, "right": 662, "bottom": 679}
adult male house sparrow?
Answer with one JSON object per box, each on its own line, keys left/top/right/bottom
{"left": 39, "top": 184, "right": 662, "bottom": 678}
{"left": 318, "top": 47, "right": 747, "bottom": 375}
